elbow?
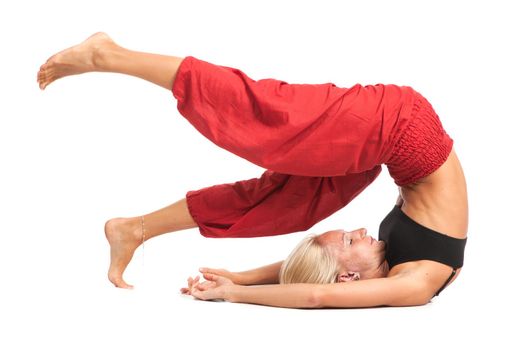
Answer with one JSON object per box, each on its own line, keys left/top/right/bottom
{"left": 401, "top": 296, "right": 431, "bottom": 307}
{"left": 390, "top": 296, "right": 430, "bottom": 307}
{"left": 390, "top": 285, "right": 433, "bottom": 307}
{"left": 415, "top": 291, "right": 434, "bottom": 306}
{"left": 410, "top": 284, "right": 436, "bottom": 306}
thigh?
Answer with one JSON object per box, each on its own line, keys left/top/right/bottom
{"left": 186, "top": 166, "right": 382, "bottom": 238}
{"left": 173, "top": 57, "right": 392, "bottom": 176}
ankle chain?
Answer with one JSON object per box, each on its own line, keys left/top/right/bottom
{"left": 141, "top": 216, "right": 146, "bottom": 265}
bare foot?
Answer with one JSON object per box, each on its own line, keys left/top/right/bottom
{"left": 104, "top": 217, "right": 143, "bottom": 289}
{"left": 37, "top": 32, "right": 117, "bottom": 90}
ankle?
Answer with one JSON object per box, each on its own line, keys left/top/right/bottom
{"left": 129, "top": 216, "right": 145, "bottom": 243}
{"left": 92, "top": 43, "right": 122, "bottom": 72}
{"left": 105, "top": 217, "right": 143, "bottom": 245}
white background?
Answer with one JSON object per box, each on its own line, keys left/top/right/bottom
{"left": 1, "top": 0, "right": 524, "bottom": 349}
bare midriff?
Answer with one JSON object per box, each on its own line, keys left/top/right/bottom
{"left": 389, "top": 148, "right": 469, "bottom": 292}
{"left": 400, "top": 148, "right": 468, "bottom": 239}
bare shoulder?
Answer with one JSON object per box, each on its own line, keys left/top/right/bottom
{"left": 389, "top": 261, "right": 461, "bottom": 300}
{"left": 384, "top": 270, "right": 436, "bottom": 306}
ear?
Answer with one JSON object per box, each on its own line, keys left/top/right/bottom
{"left": 337, "top": 271, "right": 360, "bottom": 282}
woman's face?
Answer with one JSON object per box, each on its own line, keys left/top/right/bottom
{"left": 317, "top": 228, "right": 387, "bottom": 280}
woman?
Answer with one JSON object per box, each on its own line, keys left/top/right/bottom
{"left": 37, "top": 32, "right": 468, "bottom": 308}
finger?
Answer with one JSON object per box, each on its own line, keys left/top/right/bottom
{"left": 195, "top": 281, "right": 209, "bottom": 290}
{"left": 180, "top": 288, "right": 189, "bottom": 294}
{"left": 192, "top": 290, "right": 204, "bottom": 300}
{"left": 197, "top": 281, "right": 216, "bottom": 291}
{"left": 188, "top": 275, "right": 199, "bottom": 287}
{"left": 202, "top": 273, "right": 220, "bottom": 282}
{"left": 192, "top": 276, "right": 200, "bottom": 289}
{"left": 200, "top": 267, "right": 229, "bottom": 277}
{"left": 199, "top": 267, "right": 223, "bottom": 274}
{"left": 190, "top": 276, "right": 202, "bottom": 292}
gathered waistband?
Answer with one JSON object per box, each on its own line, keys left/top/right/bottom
{"left": 385, "top": 92, "right": 453, "bottom": 186}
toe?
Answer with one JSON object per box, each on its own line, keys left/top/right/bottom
{"left": 37, "top": 69, "right": 48, "bottom": 84}
{"left": 38, "top": 77, "right": 46, "bottom": 90}
{"left": 40, "top": 62, "right": 50, "bottom": 74}
{"left": 39, "top": 76, "right": 49, "bottom": 90}
{"left": 37, "top": 74, "right": 45, "bottom": 86}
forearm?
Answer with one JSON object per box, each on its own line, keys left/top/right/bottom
{"left": 195, "top": 274, "right": 428, "bottom": 308}
{"left": 236, "top": 261, "right": 283, "bottom": 285}
{"left": 224, "top": 283, "right": 321, "bottom": 308}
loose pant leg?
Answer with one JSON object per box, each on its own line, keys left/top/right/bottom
{"left": 186, "top": 166, "right": 381, "bottom": 238}
{"left": 172, "top": 56, "right": 383, "bottom": 177}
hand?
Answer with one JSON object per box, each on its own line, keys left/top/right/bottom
{"left": 180, "top": 267, "right": 238, "bottom": 295}
{"left": 197, "top": 267, "right": 244, "bottom": 285}
{"left": 190, "top": 272, "right": 235, "bottom": 301}
{"left": 180, "top": 275, "right": 201, "bottom": 295}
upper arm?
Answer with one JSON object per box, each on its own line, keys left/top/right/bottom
{"left": 315, "top": 276, "right": 433, "bottom": 308}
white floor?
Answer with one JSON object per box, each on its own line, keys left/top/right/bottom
{"left": 2, "top": 1, "right": 525, "bottom": 349}
{"left": 2, "top": 236, "right": 522, "bottom": 350}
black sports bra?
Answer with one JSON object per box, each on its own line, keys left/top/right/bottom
{"left": 379, "top": 205, "right": 467, "bottom": 295}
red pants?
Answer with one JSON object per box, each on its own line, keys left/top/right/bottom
{"left": 172, "top": 57, "right": 452, "bottom": 238}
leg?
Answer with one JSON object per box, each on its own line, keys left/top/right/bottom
{"left": 38, "top": 33, "right": 387, "bottom": 177}
{"left": 105, "top": 198, "right": 196, "bottom": 289}
{"left": 106, "top": 166, "right": 381, "bottom": 289}
{"left": 186, "top": 166, "right": 382, "bottom": 238}
{"left": 37, "top": 32, "right": 184, "bottom": 90}
{"left": 172, "top": 57, "right": 386, "bottom": 177}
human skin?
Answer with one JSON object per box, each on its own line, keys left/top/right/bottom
{"left": 37, "top": 33, "right": 468, "bottom": 305}
{"left": 38, "top": 33, "right": 192, "bottom": 288}
{"left": 187, "top": 152, "right": 468, "bottom": 307}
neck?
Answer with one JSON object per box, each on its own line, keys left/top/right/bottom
{"left": 375, "top": 260, "right": 390, "bottom": 278}
{"left": 359, "top": 260, "right": 390, "bottom": 280}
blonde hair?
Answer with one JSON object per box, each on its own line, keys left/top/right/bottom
{"left": 279, "top": 234, "right": 339, "bottom": 284}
